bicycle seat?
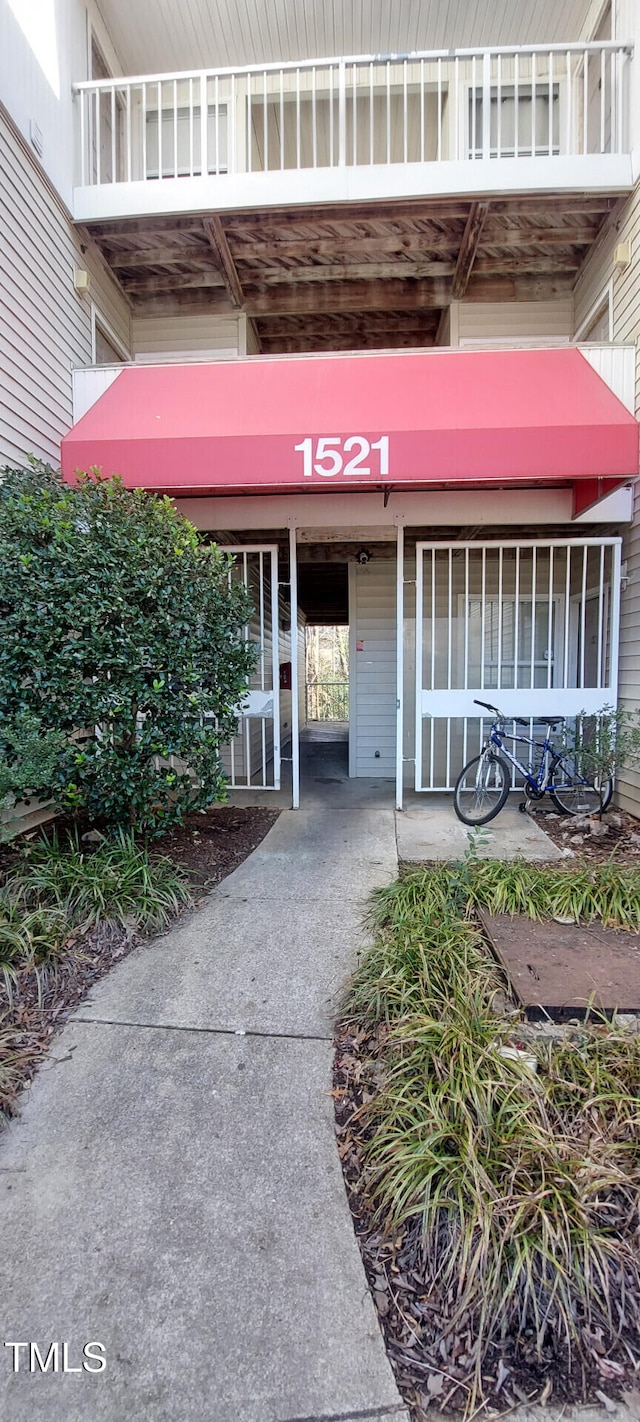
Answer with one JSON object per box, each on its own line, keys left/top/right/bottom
{"left": 535, "top": 716, "right": 565, "bottom": 727}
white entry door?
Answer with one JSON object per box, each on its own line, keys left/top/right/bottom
{"left": 220, "top": 545, "right": 281, "bottom": 790}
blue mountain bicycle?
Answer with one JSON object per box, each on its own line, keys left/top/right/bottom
{"left": 453, "top": 699, "right": 614, "bottom": 826}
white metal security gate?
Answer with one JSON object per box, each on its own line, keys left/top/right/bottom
{"left": 220, "top": 545, "right": 281, "bottom": 790}
{"left": 415, "top": 538, "right": 622, "bottom": 792}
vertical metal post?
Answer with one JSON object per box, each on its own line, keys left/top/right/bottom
{"left": 271, "top": 546, "right": 281, "bottom": 791}
{"left": 482, "top": 50, "right": 491, "bottom": 159}
{"left": 289, "top": 527, "right": 300, "bottom": 809}
{"left": 414, "top": 545, "right": 424, "bottom": 792}
{"left": 395, "top": 525, "right": 404, "bottom": 811}
{"left": 580, "top": 545, "right": 588, "bottom": 688}
{"left": 200, "top": 74, "right": 208, "bottom": 177}
{"left": 338, "top": 59, "right": 347, "bottom": 166}
{"left": 597, "top": 544, "right": 605, "bottom": 688}
{"left": 609, "top": 540, "right": 622, "bottom": 703}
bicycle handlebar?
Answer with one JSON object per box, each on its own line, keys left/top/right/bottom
{"left": 473, "top": 699, "right": 529, "bottom": 727}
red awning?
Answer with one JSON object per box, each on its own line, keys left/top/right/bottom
{"left": 61, "top": 347, "right": 638, "bottom": 498}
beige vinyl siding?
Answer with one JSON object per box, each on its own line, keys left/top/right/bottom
{"left": 350, "top": 556, "right": 396, "bottom": 778}
{"left": 456, "top": 299, "right": 574, "bottom": 344}
{"left": 297, "top": 616, "right": 307, "bottom": 732}
{"left": 89, "top": 255, "right": 132, "bottom": 355}
{"left": 132, "top": 312, "right": 245, "bottom": 359}
{"left": 574, "top": 181, "right": 640, "bottom": 814}
{"left": 0, "top": 108, "right": 130, "bottom": 468}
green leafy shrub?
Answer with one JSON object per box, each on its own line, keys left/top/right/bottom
{"left": 0, "top": 463, "right": 257, "bottom": 834}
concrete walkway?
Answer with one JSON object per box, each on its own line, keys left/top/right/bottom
{"left": 0, "top": 738, "right": 563, "bottom": 1422}
{"left": 0, "top": 766, "right": 408, "bottom": 1422}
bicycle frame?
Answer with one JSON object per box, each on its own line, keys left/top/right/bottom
{"left": 485, "top": 723, "right": 557, "bottom": 798}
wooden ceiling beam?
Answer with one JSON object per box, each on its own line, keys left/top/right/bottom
{"left": 203, "top": 216, "right": 245, "bottom": 308}
{"left": 129, "top": 272, "right": 574, "bottom": 317}
{"left": 243, "top": 279, "right": 453, "bottom": 315}
{"left": 86, "top": 194, "right": 620, "bottom": 245}
{"left": 489, "top": 195, "right": 619, "bottom": 216}
{"left": 257, "top": 313, "right": 439, "bottom": 335}
{"left": 110, "top": 246, "right": 213, "bottom": 269}
{"left": 92, "top": 217, "right": 208, "bottom": 239}
{"left": 573, "top": 193, "right": 630, "bottom": 284}
{"left": 125, "top": 272, "right": 227, "bottom": 294}
{"left": 220, "top": 200, "right": 476, "bottom": 230}
{"left": 474, "top": 256, "right": 580, "bottom": 276}
{"left": 231, "top": 227, "right": 598, "bottom": 262}
{"left": 252, "top": 260, "right": 456, "bottom": 285}
{"left": 476, "top": 226, "right": 598, "bottom": 247}
{"left": 260, "top": 334, "right": 437, "bottom": 353}
{"left": 231, "top": 234, "right": 462, "bottom": 258}
{"left": 451, "top": 201, "right": 490, "bottom": 300}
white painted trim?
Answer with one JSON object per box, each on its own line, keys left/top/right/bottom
{"left": 72, "top": 153, "right": 633, "bottom": 223}
{"left": 72, "top": 365, "right": 123, "bottom": 422}
{"left": 609, "top": 537, "right": 622, "bottom": 709}
{"left": 90, "top": 302, "right": 131, "bottom": 363}
{"left": 573, "top": 280, "right": 614, "bottom": 341}
{"left": 414, "top": 544, "right": 424, "bottom": 792}
{"left": 573, "top": 483, "right": 634, "bottom": 522}
{"left": 395, "top": 524, "right": 404, "bottom": 811}
{"left": 289, "top": 526, "right": 300, "bottom": 809}
{"left": 177, "top": 488, "right": 579, "bottom": 531}
{"left": 74, "top": 42, "right": 632, "bottom": 93}
{"left": 421, "top": 688, "right": 616, "bottom": 718}
{"left": 348, "top": 562, "right": 357, "bottom": 779}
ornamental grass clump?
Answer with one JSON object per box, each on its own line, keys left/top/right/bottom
{"left": 343, "top": 863, "right": 640, "bottom": 1407}
{"left": 8, "top": 828, "right": 192, "bottom": 932}
{"left": 467, "top": 858, "right": 640, "bottom": 931}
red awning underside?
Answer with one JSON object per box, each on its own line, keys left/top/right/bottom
{"left": 61, "top": 348, "right": 638, "bottom": 497}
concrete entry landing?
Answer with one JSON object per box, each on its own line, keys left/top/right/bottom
{"left": 232, "top": 722, "right": 563, "bottom": 863}
{"left": 397, "top": 795, "right": 566, "bottom": 862}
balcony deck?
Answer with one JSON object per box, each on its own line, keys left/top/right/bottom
{"left": 73, "top": 41, "right": 634, "bottom": 224}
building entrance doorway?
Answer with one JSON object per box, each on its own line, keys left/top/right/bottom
{"left": 297, "top": 559, "right": 350, "bottom": 786}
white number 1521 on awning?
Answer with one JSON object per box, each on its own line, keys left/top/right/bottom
{"left": 294, "top": 436, "right": 389, "bottom": 479}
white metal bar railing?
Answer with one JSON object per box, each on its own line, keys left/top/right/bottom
{"left": 414, "top": 538, "right": 622, "bottom": 793}
{"left": 74, "top": 40, "right": 631, "bottom": 187}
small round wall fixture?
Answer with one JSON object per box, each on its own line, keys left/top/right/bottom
{"left": 355, "top": 549, "right": 371, "bottom": 565}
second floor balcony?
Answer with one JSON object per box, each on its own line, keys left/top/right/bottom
{"left": 73, "top": 40, "right": 634, "bottom": 224}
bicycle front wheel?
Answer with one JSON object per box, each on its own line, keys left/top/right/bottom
{"left": 550, "top": 758, "right": 613, "bottom": 816}
{"left": 454, "top": 753, "right": 510, "bottom": 826}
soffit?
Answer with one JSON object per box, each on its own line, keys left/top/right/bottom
{"left": 96, "top": 0, "right": 598, "bottom": 77}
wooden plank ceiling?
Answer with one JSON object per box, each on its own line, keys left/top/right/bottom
{"left": 87, "top": 194, "right": 622, "bottom": 353}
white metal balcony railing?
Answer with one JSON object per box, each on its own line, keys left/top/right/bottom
{"left": 74, "top": 41, "right": 631, "bottom": 191}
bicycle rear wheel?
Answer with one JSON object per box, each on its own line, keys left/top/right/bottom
{"left": 454, "top": 753, "right": 510, "bottom": 826}
{"left": 550, "top": 757, "right": 613, "bottom": 816}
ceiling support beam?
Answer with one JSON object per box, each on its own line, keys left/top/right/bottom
{"left": 203, "top": 216, "right": 246, "bottom": 308}
{"left": 451, "top": 202, "right": 490, "bottom": 300}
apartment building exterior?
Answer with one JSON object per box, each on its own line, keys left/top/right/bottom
{"left": 2, "top": 0, "right": 640, "bottom": 811}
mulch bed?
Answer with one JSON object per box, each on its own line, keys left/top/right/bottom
{"left": 533, "top": 805, "right": 640, "bottom": 864}
{"left": 154, "top": 805, "right": 278, "bottom": 889}
{"left": 334, "top": 1019, "right": 640, "bottom": 1418}
{"left": 0, "top": 805, "right": 278, "bottom": 1127}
